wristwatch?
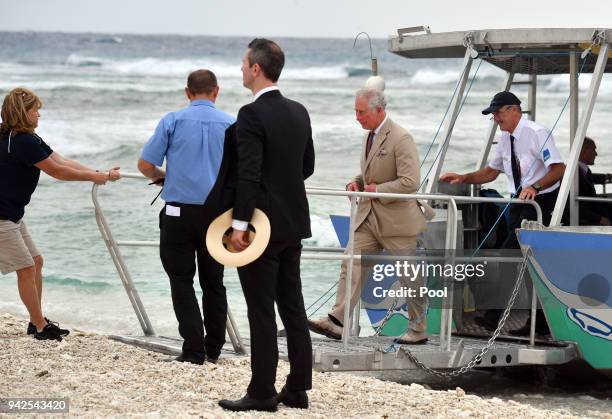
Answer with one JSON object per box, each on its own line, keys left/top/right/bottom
{"left": 532, "top": 182, "right": 542, "bottom": 192}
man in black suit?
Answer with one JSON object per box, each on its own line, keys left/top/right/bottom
{"left": 578, "top": 137, "right": 612, "bottom": 225}
{"left": 218, "top": 38, "right": 314, "bottom": 412}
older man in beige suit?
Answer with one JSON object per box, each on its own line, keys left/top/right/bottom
{"left": 308, "top": 88, "right": 431, "bottom": 344}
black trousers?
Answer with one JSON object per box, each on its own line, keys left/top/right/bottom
{"left": 159, "top": 203, "right": 227, "bottom": 360}
{"left": 484, "top": 188, "right": 559, "bottom": 325}
{"left": 238, "top": 240, "right": 312, "bottom": 399}
{"left": 501, "top": 187, "right": 559, "bottom": 250}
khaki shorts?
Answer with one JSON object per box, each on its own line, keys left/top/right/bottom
{"left": 0, "top": 219, "right": 41, "bottom": 275}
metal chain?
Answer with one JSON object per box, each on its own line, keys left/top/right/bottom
{"left": 373, "top": 298, "right": 399, "bottom": 336}
{"left": 391, "top": 249, "right": 532, "bottom": 377}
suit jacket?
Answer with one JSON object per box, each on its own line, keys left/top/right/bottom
{"left": 213, "top": 90, "right": 315, "bottom": 242}
{"left": 207, "top": 123, "right": 237, "bottom": 216}
{"left": 352, "top": 117, "right": 430, "bottom": 237}
{"left": 578, "top": 166, "right": 608, "bottom": 225}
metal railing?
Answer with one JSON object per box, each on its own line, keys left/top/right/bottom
{"left": 91, "top": 172, "right": 543, "bottom": 356}
{"left": 91, "top": 172, "right": 246, "bottom": 354}
{"left": 575, "top": 196, "right": 612, "bottom": 204}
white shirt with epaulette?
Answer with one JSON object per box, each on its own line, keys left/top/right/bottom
{"left": 488, "top": 117, "right": 563, "bottom": 195}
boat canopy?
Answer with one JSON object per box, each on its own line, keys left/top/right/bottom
{"left": 388, "top": 28, "right": 612, "bottom": 75}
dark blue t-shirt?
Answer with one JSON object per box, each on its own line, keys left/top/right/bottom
{"left": 0, "top": 131, "right": 53, "bottom": 222}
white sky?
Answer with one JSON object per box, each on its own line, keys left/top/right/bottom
{"left": 1, "top": 0, "right": 612, "bottom": 38}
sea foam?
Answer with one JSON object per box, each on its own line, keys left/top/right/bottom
{"left": 64, "top": 54, "right": 365, "bottom": 80}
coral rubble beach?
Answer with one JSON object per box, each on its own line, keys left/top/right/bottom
{"left": 0, "top": 313, "right": 608, "bottom": 418}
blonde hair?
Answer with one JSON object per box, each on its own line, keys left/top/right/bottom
{"left": 0, "top": 87, "right": 43, "bottom": 135}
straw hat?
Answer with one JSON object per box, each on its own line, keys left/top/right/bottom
{"left": 206, "top": 208, "right": 271, "bottom": 267}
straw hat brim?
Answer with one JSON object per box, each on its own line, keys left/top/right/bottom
{"left": 206, "top": 208, "right": 271, "bottom": 267}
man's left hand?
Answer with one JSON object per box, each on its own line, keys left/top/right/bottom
{"left": 229, "top": 229, "right": 251, "bottom": 251}
{"left": 519, "top": 186, "right": 537, "bottom": 201}
{"left": 364, "top": 183, "right": 377, "bottom": 193}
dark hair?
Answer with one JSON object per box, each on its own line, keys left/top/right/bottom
{"left": 247, "top": 38, "right": 285, "bottom": 82}
{"left": 187, "top": 69, "right": 218, "bottom": 95}
{"left": 582, "top": 136, "right": 595, "bottom": 149}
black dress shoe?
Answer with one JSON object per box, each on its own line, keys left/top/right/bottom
{"left": 474, "top": 315, "right": 498, "bottom": 332}
{"left": 206, "top": 356, "right": 218, "bottom": 364}
{"left": 508, "top": 323, "right": 530, "bottom": 336}
{"left": 277, "top": 385, "right": 308, "bottom": 409}
{"left": 509, "top": 319, "right": 551, "bottom": 336}
{"left": 218, "top": 395, "right": 278, "bottom": 412}
{"left": 163, "top": 353, "right": 204, "bottom": 365}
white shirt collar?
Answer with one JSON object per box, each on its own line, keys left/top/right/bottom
{"left": 253, "top": 85, "right": 279, "bottom": 101}
{"left": 510, "top": 116, "right": 527, "bottom": 139}
{"left": 373, "top": 114, "right": 389, "bottom": 135}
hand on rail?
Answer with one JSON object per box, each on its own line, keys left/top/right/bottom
{"left": 346, "top": 181, "right": 360, "bottom": 200}
{"left": 439, "top": 172, "right": 465, "bottom": 184}
{"left": 518, "top": 186, "right": 537, "bottom": 201}
{"left": 108, "top": 167, "right": 121, "bottom": 181}
{"left": 364, "top": 183, "right": 377, "bottom": 193}
{"left": 346, "top": 181, "right": 360, "bottom": 192}
{"left": 92, "top": 171, "right": 109, "bottom": 185}
{"left": 229, "top": 229, "right": 251, "bottom": 251}
{"left": 149, "top": 176, "right": 165, "bottom": 186}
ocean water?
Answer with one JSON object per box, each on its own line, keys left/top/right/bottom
{"left": 1, "top": 31, "right": 612, "bottom": 338}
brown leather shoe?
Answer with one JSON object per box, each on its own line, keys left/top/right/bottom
{"left": 396, "top": 329, "right": 428, "bottom": 344}
{"left": 307, "top": 318, "right": 342, "bottom": 340}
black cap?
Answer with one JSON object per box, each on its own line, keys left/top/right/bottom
{"left": 482, "top": 91, "right": 521, "bottom": 115}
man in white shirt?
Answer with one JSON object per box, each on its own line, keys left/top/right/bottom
{"left": 440, "top": 91, "right": 565, "bottom": 245}
{"left": 440, "top": 91, "right": 565, "bottom": 335}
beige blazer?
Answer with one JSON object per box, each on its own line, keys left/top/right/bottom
{"left": 352, "top": 117, "right": 432, "bottom": 237}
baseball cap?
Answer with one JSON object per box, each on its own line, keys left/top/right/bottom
{"left": 482, "top": 91, "right": 521, "bottom": 115}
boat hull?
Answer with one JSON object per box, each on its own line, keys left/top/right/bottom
{"left": 517, "top": 228, "right": 612, "bottom": 371}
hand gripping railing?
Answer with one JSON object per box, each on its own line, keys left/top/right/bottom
{"left": 91, "top": 172, "right": 246, "bottom": 354}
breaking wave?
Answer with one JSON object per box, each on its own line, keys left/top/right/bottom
{"left": 64, "top": 54, "right": 366, "bottom": 80}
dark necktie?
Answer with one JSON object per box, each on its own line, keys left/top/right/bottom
{"left": 510, "top": 135, "right": 522, "bottom": 192}
{"left": 366, "top": 131, "right": 375, "bottom": 158}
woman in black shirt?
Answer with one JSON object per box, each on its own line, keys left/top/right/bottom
{"left": 0, "top": 87, "right": 120, "bottom": 341}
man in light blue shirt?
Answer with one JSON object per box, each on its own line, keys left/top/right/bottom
{"left": 138, "top": 69, "right": 235, "bottom": 365}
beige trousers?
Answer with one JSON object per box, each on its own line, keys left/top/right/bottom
{"left": 329, "top": 214, "right": 427, "bottom": 332}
